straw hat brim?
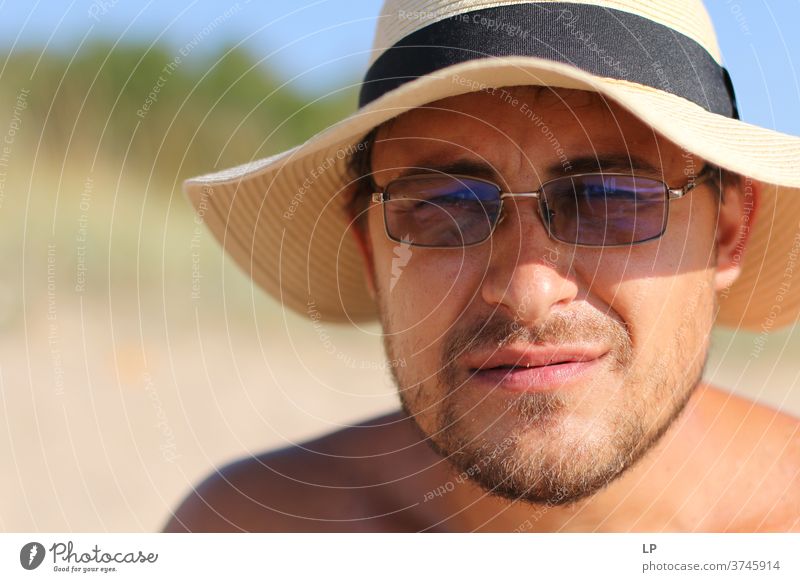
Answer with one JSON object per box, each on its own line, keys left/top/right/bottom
{"left": 184, "top": 55, "right": 800, "bottom": 331}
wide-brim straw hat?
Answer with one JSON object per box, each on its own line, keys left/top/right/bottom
{"left": 184, "top": 0, "right": 800, "bottom": 331}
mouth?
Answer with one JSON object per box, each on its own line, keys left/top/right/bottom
{"left": 465, "top": 346, "right": 608, "bottom": 393}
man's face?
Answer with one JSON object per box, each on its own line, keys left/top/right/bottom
{"left": 363, "top": 86, "right": 736, "bottom": 506}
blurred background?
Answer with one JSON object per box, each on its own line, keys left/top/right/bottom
{"left": 0, "top": 0, "right": 798, "bottom": 532}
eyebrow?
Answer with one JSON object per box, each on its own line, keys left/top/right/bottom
{"left": 388, "top": 153, "right": 661, "bottom": 185}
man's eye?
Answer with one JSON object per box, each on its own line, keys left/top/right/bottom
{"left": 414, "top": 194, "right": 468, "bottom": 208}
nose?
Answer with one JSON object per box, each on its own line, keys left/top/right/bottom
{"left": 479, "top": 199, "right": 579, "bottom": 325}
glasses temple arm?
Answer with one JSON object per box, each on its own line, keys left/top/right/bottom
{"left": 667, "top": 165, "right": 719, "bottom": 199}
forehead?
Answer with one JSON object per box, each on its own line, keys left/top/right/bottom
{"left": 371, "top": 86, "right": 689, "bottom": 178}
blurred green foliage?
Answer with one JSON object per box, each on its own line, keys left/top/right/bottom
{"left": 0, "top": 40, "right": 359, "bottom": 318}
{"left": 0, "top": 40, "right": 358, "bottom": 187}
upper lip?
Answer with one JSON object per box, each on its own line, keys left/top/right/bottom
{"left": 465, "top": 345, "right": 608, "bottom": 371}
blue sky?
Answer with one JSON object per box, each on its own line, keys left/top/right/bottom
{"left": 1, "top": 0, "right": 798, "bottom": 135}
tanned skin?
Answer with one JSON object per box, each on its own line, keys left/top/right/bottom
{"left": 165, "top": 88, "right": 800, "bottom": 533}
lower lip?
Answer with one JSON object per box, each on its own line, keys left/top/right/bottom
{"left": 470, "top": 357, "right": 605, "bottom": 393}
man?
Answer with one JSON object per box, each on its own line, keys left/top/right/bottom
{"left": 166, "top": 0, "right": 800, "bottom": 532}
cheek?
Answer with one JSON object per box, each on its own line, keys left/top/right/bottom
{"left": 368, "top": 212, "right": 488, "bottom": 330}
{"left": 607, "top": 273, "right": 715, "bottom": 384}
{"left": 590, "top": 220, "right": 717, "bottom": 359}
{"left": 382, "top": 255, "right": 484, "bottom": 341}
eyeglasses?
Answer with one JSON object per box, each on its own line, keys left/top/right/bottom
{"left": 370, "top": 166, "right": 716, "bottom": 248}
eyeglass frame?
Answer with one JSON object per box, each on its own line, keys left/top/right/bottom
{"left": 369, "top": 164, "right": 719, "bottom": 249}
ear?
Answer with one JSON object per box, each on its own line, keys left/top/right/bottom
{"left": 350, "top": 215, "right": 377, "bottom": 302}
{"left": 713, "top": 175, "right": 759, "bottom": 292}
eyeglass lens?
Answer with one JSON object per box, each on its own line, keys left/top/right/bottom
{"left": 381, "top": 174, "right": 669, "bottom": 247}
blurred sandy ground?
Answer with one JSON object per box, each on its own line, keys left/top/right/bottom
{"left": 0, "top": 164, "right": 798, "bottom": 533}
{"left": 0, "top": 161, "right": 402, "bottom": 532}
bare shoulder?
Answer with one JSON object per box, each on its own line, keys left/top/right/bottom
{"left": 698, "top": 385, "right": 800, "bottom": 531}
{"left": 162, "top": 410, "right": 423, "bottom": 532}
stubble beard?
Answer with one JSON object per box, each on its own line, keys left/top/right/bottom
{"left": 384, "top": 305, "right": 711, "bottom": 508}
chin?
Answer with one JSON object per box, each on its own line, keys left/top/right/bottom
{"left": 408, "top": 370, "right": 697, "bottom": 507}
